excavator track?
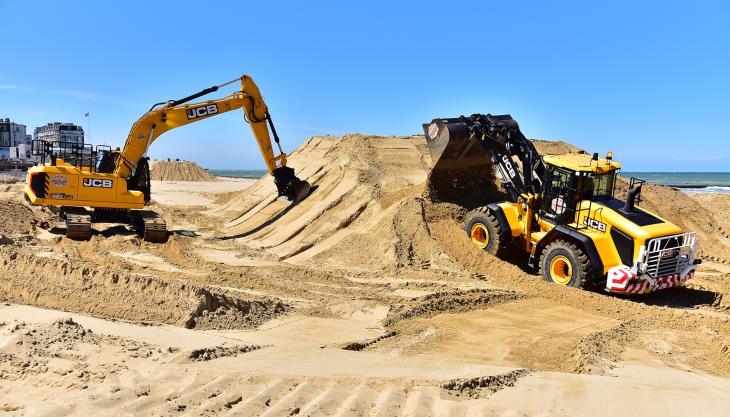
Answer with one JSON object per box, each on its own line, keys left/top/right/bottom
{"left": 63, "top": 207, "right": 93, "bottom": 240}
{"left": 132, "top": 210, "right": 168, "bottom": 243}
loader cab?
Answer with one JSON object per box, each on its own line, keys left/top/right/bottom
{"left": 540, "top": 153, "right": 620, "bottom": 225}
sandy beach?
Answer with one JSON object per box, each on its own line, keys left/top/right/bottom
{"left": 1, "top": 135, "right": 728, "bottom": 416}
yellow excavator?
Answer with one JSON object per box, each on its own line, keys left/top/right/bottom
{"left": 424, "top": 114, "right": 700, "bottom": 295}
{"left": 25, "top": 75, "right": 310, "bottom": 242}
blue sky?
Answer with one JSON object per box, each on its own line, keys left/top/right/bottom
{"left": 1, "top": 1, "right": 728, "bottom": 171}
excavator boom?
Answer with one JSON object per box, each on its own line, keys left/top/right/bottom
{"left": 116, "top": 75, "right": 310, "bottom": 203}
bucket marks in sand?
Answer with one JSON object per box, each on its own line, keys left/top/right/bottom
{"left": 195, "top": 246, "right": 282, "bottom": 268}
{"left": 188, "top": 344, "right": 268, "bottom": 362}
{"left": 341, "top": 331, "right": 397, "bottom": 351}
{"left": 383, "top": 288, "right": 525, "bottom": 326}
{"left": 109, "top": 250, "right": 200, "bottom": 274}
{"left": 0, "top": 248, "right": 291, "bottom": 331}
{"left": 441, "top": 368, "right": 533, "bottom": 398}
{"left": 377, "top": 298, "right": 624, "bottom": 371}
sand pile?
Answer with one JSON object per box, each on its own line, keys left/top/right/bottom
{"left": 0, "top": 201, "right": 44, "bottom": 237}
{"left": 214, "top": 134, "right": 730, "bottom": 269}
{"left": 0, "top": 246, "right": 289, "bottom": 329}
{"left": 211, "top": 134, "right": 460, "bottom": 270}
{"left": 150, "top": 160, "right": 217, "bottom": 181}
{"left": 531, "top": 139, "right": 584, "bottom": 155}
{"left": 2, "top": 134, "right": 730, "bottom": 416}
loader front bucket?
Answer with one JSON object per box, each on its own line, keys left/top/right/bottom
{"left": 273, "top": 166, "right": 311, "bottom": 204}
{"left": 422, "top": 118, "right": 502, "bottom": 208}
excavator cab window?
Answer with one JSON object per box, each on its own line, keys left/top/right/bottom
{"left": 96, "top": 146, "right": 116, "bottom": 173}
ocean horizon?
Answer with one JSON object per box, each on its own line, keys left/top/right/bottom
{"left": 620, "top": 172, "right": 730, "bottom": 194}
{"left": 209, "top": 169, "right": 269, "bottom": 179}
{"left": 209, "top": 169, "right": 730, "bottom": 195}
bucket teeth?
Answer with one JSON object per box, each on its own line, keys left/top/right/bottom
{"left": 288, "top": 180, "right": 311, "bottom": 204}
{"left": 272, "top": 166, "right": 311, "bottom": 204}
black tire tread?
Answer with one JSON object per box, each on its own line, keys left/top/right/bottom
{"left": 539, "top": 240, "right": 593, "bottom": 289}
{"left": 464, "top": 206, "right": 505, "bottom": 256}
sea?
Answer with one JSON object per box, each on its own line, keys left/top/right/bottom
{"left": 209, "top": 169, "right": 268, "bottom": 179}
{"left": 621, "top": 172, "right": 730, "bottom": 194}
{"left": 208, "top": 169, "right": 730, "bottom": 195}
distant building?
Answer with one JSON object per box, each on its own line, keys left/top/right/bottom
{"left": 0, "top": 118, "right": 29, "bottom": 160}
{"left": 34, "top": 122, "right": 85, "bottom": 145}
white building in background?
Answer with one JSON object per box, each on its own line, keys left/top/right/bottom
{"left": 0, "top": 118, "right": 29, "bottom": 160}
{"left": 34, "top": 122, "right": 85, "bottom": 145}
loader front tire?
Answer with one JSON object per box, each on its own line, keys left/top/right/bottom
{"left": 464, "top": 207, "right": 504, "bottom": 256}
{"left": 539, "top": 240, "right": 592, "bottom": 289}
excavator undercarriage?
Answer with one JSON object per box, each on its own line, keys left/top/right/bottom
{"left": 57, "top": 206, "right": 168, "bottom": 243}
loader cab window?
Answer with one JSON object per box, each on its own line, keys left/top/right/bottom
{"left": 541, "top": 165, "right": 578, "bottom": 224}
{"left": 576, "top": 171, "right": 616, "bottom": 201}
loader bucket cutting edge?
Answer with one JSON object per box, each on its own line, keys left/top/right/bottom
{"left": 423, "top": 119, "right": 502, "bottom": 208}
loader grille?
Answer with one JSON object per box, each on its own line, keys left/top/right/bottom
{"left": 639, "top": 233, "right": 696, "bottom": 278}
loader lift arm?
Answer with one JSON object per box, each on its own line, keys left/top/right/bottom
{"left": 114, "top": 74, "right": 310, "bottom": 203}
{"left": 424, "top": 114, "right": 545, "bottom": 203}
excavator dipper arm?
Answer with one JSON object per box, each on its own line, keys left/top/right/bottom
{"left": 115, "top": 75, "right": 310, "bottom": 203}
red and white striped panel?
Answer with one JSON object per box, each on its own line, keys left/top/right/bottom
{"left": 619, "top": 270, "right": 695, "bottom": 294}
{"left": 606, "top": 263, "right": 696, "bottom": 295}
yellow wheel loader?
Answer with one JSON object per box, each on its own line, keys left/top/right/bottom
{"left": 424, "top": 114, "right": 700, "bottom": 294}
{"left": 25, "top": 75, "right": 310, "bottom": 242}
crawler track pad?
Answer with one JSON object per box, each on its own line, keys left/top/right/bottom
{"left": 132, "top": 210, "right": 169, "bottom": 243}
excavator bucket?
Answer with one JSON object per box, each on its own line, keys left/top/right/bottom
{"left": 273, "top": 166, "right": 311, "bottom": 204}
{"left": 422, "top": 119, "right": 501, "bottom": 208}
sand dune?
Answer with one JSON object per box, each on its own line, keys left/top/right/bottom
{"left": 150, "top": 160, "right": 217, "bottom": 181}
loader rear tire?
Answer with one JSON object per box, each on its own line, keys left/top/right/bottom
{"left": 464, "top": 206, "right": 504, "bottom": 256}
{"left": 539, "top": 240, "right": 593, "bottom": 289}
